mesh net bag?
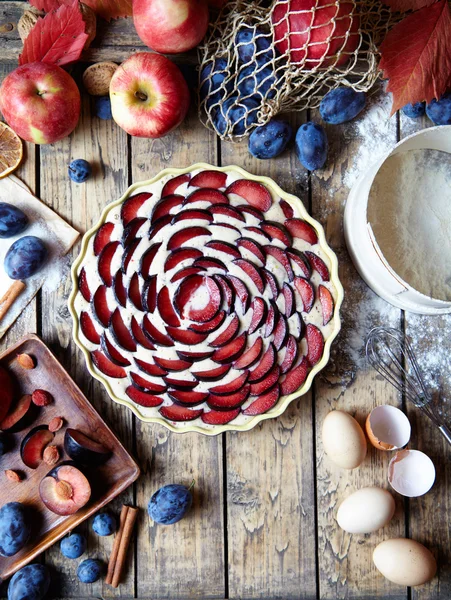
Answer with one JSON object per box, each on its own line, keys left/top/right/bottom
{"left": 198, "top": 0, "right": 396, "bottom": 141}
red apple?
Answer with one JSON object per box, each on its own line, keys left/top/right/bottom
{"left": 0, "top": 62, "right": 81, "bottom": 144}
{"left": 133, "top": 0, "right": 210, "bottom": 54}
{"left": 110, "top": 52, "right": 190, "bottom": 138}
{"left": 272, "top": 0, "right": 360, "bottom": 68}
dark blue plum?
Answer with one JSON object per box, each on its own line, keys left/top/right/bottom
{"left": 319, "top": 87, "right": 366, "bottom": 124}
{"left": 69, "top": 159, "right": 92, "bottom": 183}
{"left": 148, "top": 484, "right": 193, "bottom": 525}
{"left": 199, "top": 58, "right": 232, "bottom": 109}
{"left": 235, "top": 25, "right": 274, "bottom": 65}
{"left": 402, "top": 102, "right": 425, "bottom": 119}
{"left": 8, "top": 564, "right": 50, "bottom": 600}
{"left": 213, "top": 96, "right": 260, "bottom": 136}
{"left": 60, "top": 533, "right": 87, "bottom": 559}
{"left": 94, "top": 96, "right": 112, "bottom": 120}
{"left": 0, "top": 502, "right": 31, "bottom": 557}
{"left": 92, "top": 512, "right": 116, "bottom": 536}
{"left": 426, "top": 94, "right": 451, "bottom": 125}
{"left": 77, "top": 559, "right": 103, "bottom": 583}
{"left": 295, "top": 122, "right": 328, "bottom": 171}
{"left": 249, "top": 119, "right": 292, "bottom": 159}
{"left": 0, "top": 203, "right": 28, "bottom": 239}
{"left": 237, "top": 64, "right": 276, "bottom": 101}
{"left": 4, "top": 236, "right": 47, "bottom": 280}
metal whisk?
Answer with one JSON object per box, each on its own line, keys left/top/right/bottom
{"left": 366, "top": 326, "right": 451, "bottom": 446}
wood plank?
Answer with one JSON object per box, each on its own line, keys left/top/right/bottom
{"left": 38, "top": 84, "right": 135, "bottom": 597}
{"left": 0, "top": 1, "right": 197, "bottom": 64}
{"left": 311, "top": 87, "right": 407, "bottom": 599}
{"left": 221, "top": 113, "right": 318, "bottom": 600}
{"left": 399, "top": 113, "right": 451, "bottom": 600}
{"left": 130, "top": 102, "right": 225, "bottom": 599}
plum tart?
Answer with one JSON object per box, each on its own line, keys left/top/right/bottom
{"left": 70, "top": 165, "right": 342, "bottom": 433}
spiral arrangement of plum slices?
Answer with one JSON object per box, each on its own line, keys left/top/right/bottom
{"left": 74, "top": 168, "right": 337, "bottom": 428}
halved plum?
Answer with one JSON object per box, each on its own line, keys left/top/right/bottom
{"left": 159, "top": 405, "right": 203, "bottom": 421}
{"left": 279, "top": 199, "right": 294, "bottom": 219}
{"left": 134, "top": 358, "right": 167, "bottom": 377}
{"left": 305, "top": 251, "right": 330, "bottom": 281}
{"left": 113, "top": 270, "right": 127, "bottom": 308}
{"left": 210, "top": 314, "right": 240, "bottom": 347}
{"left": 130, "top": 372, "right": 167, "bottom": 394}
{"left": 153, "top": 356, "right": 191, "bottom": 372}
{"left": 284, "top": 218, "right": 318, "bottom": 245}
{"left": 157, "top": 286, "right": 181, "bottom": 327}
{"left": 202, "top": 408, "right": 240, "bottom": 425}
{"left": 121, "top": 238, "right": 140, "bottom": 274}
{"left": 151, "top": 195, "right": 184, "bottom": 223}
{"left": 318, "top": 285, "right": 334, "bottom": 325}
{"left": 280, "top": 356, "right": 309, "bottom": 395}
{"left": 142, "top": 276, "right": 157, "bottom": 313}
{"left": 287, "top": 249, "right": 312, "bottom": 279}
{"left": 190, "top": 170, "right": 227, "bottom": 189}
{"left": 93, "top": 222, "right": 115, "bottom": 256}
{"left": 233, "top": 337, "right": 263, "bottom": 370}
{"left": 226, "top": 180, "right": 272, "bottom": 212}
{"left": 92, "top": 285, "right": 112, "bottom": 328}
{"left": 189, "top": 310, "right": 226, "bottom": 334}
{"left": 140, "top": 243, "right": 162, "bottom": 279}
{"left": 306, "top": 324, "right": 325, "bottom": 366}
{"left": 192, "top": 364, "right": 231, "bottom": 382}
{"left": 249, "top": 365, "right": 280, "bottom": 396}
{"left": 161, "top": 174, "right": 190, "bottom": 196}
{"left": 0, "top": 394, "right": 35, "bottom": 432}
{"left": 294, "top": 277, "right": 315, "bottom": 313}
{"left": 142, "top": 316, "right": 174, "bottom": 347}
{"left": 248, "top": 343, "right": 276, "bottom": 383}
{"left": 227, "top": 275, "right": 250, "bottom": 313}
{"left": 131, "top": 316, "right": 155, "bottom": 350}
{"left": 64, "top": 429, "right": 111, "bottom": 466}
{"left": 261, "top": 221, "right": 292, "bottom": 247}
{"left": 243, "top": 384, "right": 280, "bottom": 416}
{"left": 0, "top": 366, "right": 14, "bottom": 423}
{"left": 98, "top": 241, "right": 121, "bottom": 287}
{"left": 168, "top": 390, "right": 208, "bottom": 406}
{"left": 205, "top": 240, "right": 241, "bottom": 259}
{"left": 110, "top": 308, "right": 137, "bottom": 352}
{"left": 212, "top": 332, "right": 247, "bottom": 364}
{"left": 208, "top": 384, "right": 250, "bottom": 410}
{"left": 210, "top": 204, "right": 245, "bottom": 222}
{"left": 236, "top": 237, "right": 266, "bottom": 265}
{"left": 248, "top": 298, "right": 267, "bottom": 334}
{"left": 21, "top": 426, "right": 54, "bottom": 469}
{"left": 282, "top": 282, "right": 295, "bottom": 318}
{"left": 91, "top": 350, "right": 127, "bottom": 379}
{"left": 210, "top": 371, "right": 249, "bottom": 395}
{"left": 166, "top": 327, "right": 208, "bottom": 346}
{"left": 128, "top": 273, "right": 144, "bottom": 312}
{"left": 183, "top": 188, "right": 228, "bottom": 206}
{"left": 121, "top": 192, "right": 152, "bottom": 226}
{"left": 39, "top": 463, "right": 91, "bottom": 516}
{"left": 172, "top": 209, "right": 213, "bottom": 225}
{"left": 101, "top": 333, "right": 131, "bottom": 367}
{"left": 233, "top": 259, "right": 265, "bottom": 294}
{"left": 265, "top": 246, "right": 294, "bottom": 282}
{"left": 174, "top": 275, "right": 222, "bottom": 323}
{"left": 164, "top": 247, "right": 203, "bottom": 272}
{"left": 78, "top": 267, "right": 91, "bottom": 302}
{"left": 280, "top": 335, "right": 299, "bottom": 374}
{"left": 168, "top": 227, "right": 211, "bottom": 251}
{"left": 126, "top": 385, "right": 164, "bottom": 407}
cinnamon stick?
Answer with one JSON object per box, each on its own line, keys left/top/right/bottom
{"left": 106, "top": 505, "right": 129, "bottom": 585}
{"left": 0, "top": 281, "right": 25, "bottom": 322}
{"left": 111, "top": 506, "right": 138, "bottom": 588}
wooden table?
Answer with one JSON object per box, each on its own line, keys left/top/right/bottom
{"left": 1, "top": 4, "right": 450, "bottom": 598}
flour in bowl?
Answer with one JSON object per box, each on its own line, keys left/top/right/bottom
{"left": 367, "top": 148, "right": 451, "bottom": 302}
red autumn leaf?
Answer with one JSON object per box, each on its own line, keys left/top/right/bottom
{"left": 382, "top": 0, "right": 437, "bottom": 12}
{"left": 19, "top": 1, "right": 88, "bottom": 66}
{"left": 379, "top": 0, "right": 451, "bottom": 114}
{"left": 80, "top": 0, "right": 132, "bottom": 20}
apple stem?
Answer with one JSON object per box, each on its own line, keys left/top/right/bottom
{"left": 188, "top": 479, "right": 195, "bottom": 491}
{"left": 135, "top": 90, "right": 148, "bottom": 102}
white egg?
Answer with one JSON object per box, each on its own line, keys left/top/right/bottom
{"left": 388, "top": 449, "right": 435, "bottom": 497}
{"left": 337, "top": 487, "right": 396, "bottom": 534}
{"left": 365, "top": 405, "right": 411, "bottom": 450}
{"left": 322, "top": 410, "right": 367, "bottom": 469}
{"left": 373, "top": 538, "right": 437, "bottom": 586}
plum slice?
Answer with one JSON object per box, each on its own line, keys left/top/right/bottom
{"left": 78, "top": 267, "right": 91, "bottom": 301}
{"left": 91, "top": 350, "right": 127, "bottom": 379}
{"left": 280, "top": 335, "right": 299, "bottom": 374}
{"left": 248, "top": 298, "right": 267, "bottom": 334}
{"left": 101, "top": 333, "right": 131, "bottom": 367}
{"left": 164, "top": 247, "right": 203, "bottom": 272}
{"left": 209, "top": 222, "right": 241, "bottom": 236}
{"left": 92, "top": 285, "right": 112, "bottom": 328}
{"left": 212, "top": 332, "right": 247, "bottom": 364}
{"left": 121, "top": 192, "right": 151, "bottom": 226}
{"left": 234, "top": 338, "right": 263, "bottom": 370}
{"left": 210, "top": 371, "right": 249, "bottom": 395}
{"left": 227, "top": 275, "right": 250, "bottom": 313}
{"left": 294, "top": 277, "right": 315, "bottom": 313}
{"left": 126, "top": 385, "right": 163, "bottom": 407}
{"left": 261, "top": 221, "right": 292, "bottom": 246}
{"left": 98, "top": 241, "right": 121, "bottom": 287}
{"left": 172, "top": 209, "right": 213, "bottom": 225}
{"left": 0, "top": 366, "right": 13, "bottom": 423}
{"left": 168, "top": 227, "right": 211, "bottom": 251}
{"left": 249, "top": 343, "right": 276, "bottom": 383}
{"left": 110, "top": 308, "right": 137, "bottom": 352}
{"left": 171, "top": 266, "right": 206, "bottom": 283}
{"left": 184, "top": 188, "right": 228, "bottom": 206}
{"left": 273, "top": 314, "right": 288, "bottom": 351}
{"left": 142, "top": 276, "right": 157, "bottom": 313}
{"left": 192, "top": 364, "right": 231, "bottom": 382}
{"left": 265, "top": 246, "right": 294, "bottom": 282}
{"left": 282, "top": 282, "right": 295, "bottom": 318}
{"left": 189, "top": 310, "right": 226, "bottom": 333}
{"left": 93, "top": 222, "right": 114, "bottom": 256}
{"left": 163, "top": 377, "right": 198, "bottom": 390}
{"left": 280, "top": 356, "right": 309, "bottom": 395}
{"left": 39, "top": 463, "right": 91, "bottom": 516}
{"left": 210, "top": 204, "right": 245, "bottom": 222}
{"left": 128, "top": 272, "right": 144, "bottom": 312}
{"left": 210, "top": 314, "right": 240, "bottom": 347}
{"left": 157, "top": 286, "right": 181, "bottom": 327}
{"left": 64, "top": 429, "right": 111, "bottom": 466}
{"left": 193, "top": 257, "right": 227, "bottom": 271}
{"left": 176, "top": 350, "right": 214, "bottom": 362}
{"left": 202, "top": 408, "right": 240, "bottom": 425}
{"left": 305, "top": 251, "right": 330, "bottom": 281}
{"left": 287, "top": 249, "right": 312, "bottom": 279}
{"left": 153, "top": 356, "right": 191, "bottom": 372}
{"left": 284, "top": 218, "right": 318, "bottom": 245}
{"left": 244, "top": 225, "right": 270, "bottom": 240}
{"left": 319, "top": 285, "right": 334, "bottom": 325}
{"left": 149, "top": 215, "right": 172, "bottom": 240}
{"left": 131, "top": 316, "right": 155, "bottom": 350}
{"left": 122, "top": 217, "right": 147, "bottom": 246}
{"left": 264, "top": 300, "right": 280, "bottom": 338}
{"left": 233, "top": 259, "right": 265, "bottom": 293}
{"left": 135, "top": 358, "right": 167, "bottom": 377}
{"left": 205, "top": 240, "right": 241, "bottom": 259}
{"left": 262, "top": 268, "right": 279, "bottom": 299}
{"left": 236, "top": 237, "right": 266, "bottom": 265}
{"left": 142, "top": 316, "right": 174, "bottom": 347}
{"left": 152, "top": 195, "right": 184, "bottom": 223}
{"left": 0, "top": 394, "right": 35, "bottom": 432}
{"left": 213, "top": 274, "right": 235, "bottom": 311}
{"left": 166, "top": 327, "right": 208, "bottom": 346}
{"left": 226, "top": 180, "right": 272, "bottom": 212}
{"left": 113, "top": 271, "right": 127, "bottom": 308}
{"left": 121, "top": 238, "right": 140, "bottom": 274}
{"left": 243, "top": 384, "right": 280, "bottom": 416}
{"left": 162, "top": 174, "right": 190, "bottom": 196}
{"left": 250, "top": 365, "right": 280, "bottom": 396}
{"left": 237, "top": 205, "right": 265, "bottom": 221}
{"left": 208, "top": 384, "right": 250, "bottom": 410}
{"left": 190, "top": 170, "right": 227, "bottom": 189}
{"left": 130, "top": 372, "right": 167, "bottom": 394}
{"left": 21, "top": 426, "right": 54, "bottom": 469}
{"left": 174, "top": 275, "right": 222, "bottom": 323}
{"left": 140, "top": 243, "right": 161, "bottom": 279}
{"left": 279, "top": 199, "right": 294, "bottom": 219}
{"left": 169, "top": 390, "right": 208, "bottom": 406}
{"left": 306, "top": 324, "right": 325, "bottom": 366}
{"left": 159, "top": 405, "right": 203, "bottom": 422}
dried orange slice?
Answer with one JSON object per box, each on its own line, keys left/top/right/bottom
{"left": 0, "top": 122, "right": 23, "bottom": 179}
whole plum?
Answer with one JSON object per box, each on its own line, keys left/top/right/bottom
{"left": 0, "top": 502, "right": 31, "bottom": 557}
{"left": 213, "top": 96, "right": 260, "bottom": 136}
{"left": 402, "top": 102, "right": 425, "bottom": 119}
{"left": 4, "top": 236, "right": 47, "bottom": 280}
{"left": 148, "top": 484, "right": 193, "bottom": 525}
{"left": 295, "top": 122, "right": 328, "bottom": 171}
{"left": 8, "top": 564, "right": 50, "bottom": 600}
{"left": 319, "top": 87, "right": 366, "bottom": 124}
{"left": 249, "top": 119, "right": 292, "bottom": 159}
{"left": 426, "top": 94, "right": 451, "bottom": 125}
{"left": 0, "top": 203, "right": 28, "bottom": 239}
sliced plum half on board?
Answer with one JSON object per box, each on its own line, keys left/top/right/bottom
{"left": 21, "top": 426, "right": 54, "bottom": 469}
{"left": 64, "top": 429, "right": 111, "bottom": 467}
{"left": 0, "top": 394, "right": 36, "bottom": 432}
{"left": 0, "top": 365, "right": 14, "bottom": 422}
{"left": 39, "top": 463, "right": 91, "bottom": 516}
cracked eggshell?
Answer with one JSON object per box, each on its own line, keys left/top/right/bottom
{"left": 373, "top": 538, "right": 437, "bottom": 586}
{"left": 337, "top": 487, "right": 396, "bottom": 534}
{"left": 366, "top": 405, "right": 411, "bottom": 451}
{"left": 388, "top": 449, "right": 435, "bottom": 497}
{"left": 322, "top": 410, "right": 367, "bottom": 470}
